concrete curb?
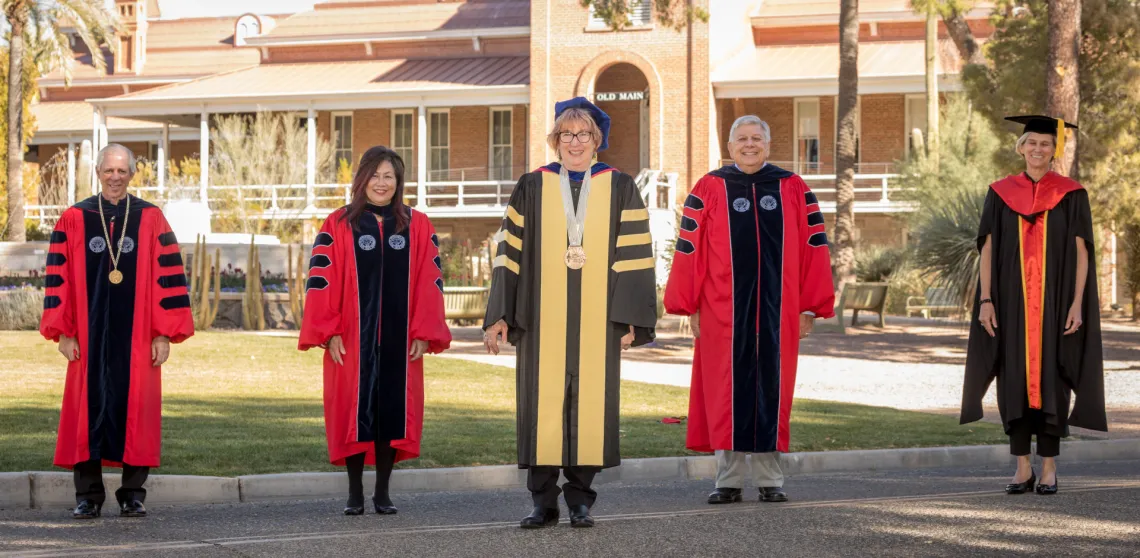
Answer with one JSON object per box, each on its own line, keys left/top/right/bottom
{"left": 4, "top": 439, "right": 1138, "bottom": 509}
{"left": 14, "top": 473, "right": 240, "bottom": 510}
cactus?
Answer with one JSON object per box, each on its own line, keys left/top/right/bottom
{"left": 77, "top": 140, "right": 93, "bottom": 200}
{"left": 287, "top": 243, "right": 306, "bottom": 327}
{"left": 242, "top": 236, "right": 266, "bottom": 330}
{"left": 189, "top": 234, "right": 221, "bottom": 330}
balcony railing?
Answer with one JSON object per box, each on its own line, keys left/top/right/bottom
{"left": 24, "top": 162, "right": 914, "bottom": 229}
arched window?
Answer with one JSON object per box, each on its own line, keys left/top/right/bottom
{"left": 235, "top": 15, "right": 261, "bottom": 47}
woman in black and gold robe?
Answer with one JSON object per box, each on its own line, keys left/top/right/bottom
{"left": 483, "top": 97, "right": 657, "bottom": 528}
{"left": 962, "top": 115, "right": 1106, "bottom": 496}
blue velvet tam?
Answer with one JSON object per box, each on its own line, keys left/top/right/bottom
{"left": 555, "top": 96, "right": 611, "bottom": 152}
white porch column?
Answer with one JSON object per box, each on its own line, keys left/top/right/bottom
{"left": 66, "top": 142, "right": 76, "bottom": 205}
{"left": 97, "top": 110, "right": 108, "bottom": 151}
{"left": 306, "top": 107, "right": 317, "bottom": 208}
{"left": 157, "top": 122, "right": 169, "bottom": 196}
{"left": 90, "top": 109, "right": 100, "bottom": 193}
{"left": 416, "top": 104, "right": 428, "bottom": 208}
{"left": 199, "top": 111, "right": 210, "bottom": 204}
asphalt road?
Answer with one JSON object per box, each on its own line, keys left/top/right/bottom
{"left": 2, "top": 460, "right": 1138, "bottom": 557}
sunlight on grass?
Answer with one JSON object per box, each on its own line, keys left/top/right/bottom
{"left": 0, "top": 331, "right": 1008, "bottom": 475}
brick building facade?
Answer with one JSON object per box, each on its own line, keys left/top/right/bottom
{"left": 25, "top": 1, "right": 983, "bottom": 253}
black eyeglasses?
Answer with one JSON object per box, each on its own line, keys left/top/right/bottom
{"left": 558, "top": 131, "right": 594, "bottom": 144}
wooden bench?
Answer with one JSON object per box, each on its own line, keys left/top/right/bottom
{"left": 835, "top": 282, "right": 889, "bottom": 334}
{"left": 443, "top": 286, "right": 490, "bottom": 321}
{"left": 905, "top": 287, "right": 962, "bottom": 318}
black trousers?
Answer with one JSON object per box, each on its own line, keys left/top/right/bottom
{"left": 73, "top": 459, "right": 149, "bottom": 505}
{"left": 344, "top": 442, "right": 397, "bottom": 505}
{"left": 1008, "top": 411, "right": 1061, "bottom": 458}
{"left": 527, "top": 466, "right": 599, "bottom": 510}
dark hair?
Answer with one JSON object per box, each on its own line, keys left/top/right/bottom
{"left": 340, "top": 146, "right": 410, "bottom": 232}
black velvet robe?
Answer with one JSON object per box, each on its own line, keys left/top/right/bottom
{"left": 962, "top": 172, "right": 1107, "bottom": 437}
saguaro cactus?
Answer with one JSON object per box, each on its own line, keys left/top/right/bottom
{"left": 287, "top": 243, "right": 305, "bottom": 326}
{"left": 242, "top": 236, "right": 266, "bottom": 330}
{"left": 189, "top": 234, "right": 221, "bottom": 330}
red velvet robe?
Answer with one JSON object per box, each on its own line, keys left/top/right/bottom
{"left": 40, "top": 195, "right": 194, "bottom": 469}
{"left": 664, "top": 165, "right": 835, "bottom": 453}
{"left": 299, "top": 205, "right": 450, "bottom": 465}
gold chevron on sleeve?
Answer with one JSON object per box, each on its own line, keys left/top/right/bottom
{"left": 620, "top": 208, "right": 649, "bottom": 222}
{"left": 616, "top": 232, "right": 652, "bottom": 248}
{"left": 506, "top": 205, "right": 525, "bottom": 228}
{"left": 611, "top": 257, "right": 655, "bottom": 273}
{"left": 493, "top": 254, "right": 520, "bottom": 274}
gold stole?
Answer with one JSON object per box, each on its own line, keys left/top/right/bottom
{"left": 536, "top": 169, "right": 613, "bottom": 465}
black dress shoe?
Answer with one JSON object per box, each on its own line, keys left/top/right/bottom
{"left": 344, "top": 505, "right": 364, "bottom": 516}
{"left": 1005, "top": 470, "right": 1036, "bottom": 495}
{"left": 72, "top": 500, "right": 101, "bottom": 519}
{"left": 119, "top": 500, "right": 147, "bottom": 517}
{"left": 520, "top": 506, "right": 559, "bottom": 528}
{"left": 707, "top": 487, "right": 742, "bottom": 505}
{"left": 568, "top": 504, "right": 595, "bottom": 528}
{"left": 759, "top": 487, "right": 788, "bottom": 503}
{"left": 373, "top": 502, "right": 398, "bottom": 515}
{"left": 1035, "top": 476, "right": 1058, "bottom": 495}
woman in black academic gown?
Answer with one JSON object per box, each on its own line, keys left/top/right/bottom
{"left": 300, "top": 146, "right": 451, "bottom": 515}
{"left": 961, "top": 115, "right": 1107, "bottom": 495}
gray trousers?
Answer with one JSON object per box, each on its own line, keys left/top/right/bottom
{"left": 714, "top": 450, "right": 784, "bottom": 489}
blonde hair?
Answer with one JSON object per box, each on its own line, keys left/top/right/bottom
{"left": 546, "top": 108, "right": 602, "bottom": 157}
{"left": 1015, "top": 131, "right": 1055, "bottom": 157}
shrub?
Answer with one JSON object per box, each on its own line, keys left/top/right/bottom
{"left": 854, "top": 245, "right": 906, "bottom": 282}
{"left": 0, "top": 289, "right": 44, "bottom": 330}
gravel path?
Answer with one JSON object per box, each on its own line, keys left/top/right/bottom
{"left": 442, "top": 319, "right": 1140, "bottom": 438}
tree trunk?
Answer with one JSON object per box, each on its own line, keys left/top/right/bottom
{"left": 943, "top": 8, "right": 985, "bottom": 66}
{"left": 1045, "top": 0, "right": 1081, "bottom": 178}
{"left": 925, "top": 9, "right": 939, "bottom": 169}
{"left": 5, "top": 7, "right": 28, "bottom": 242}
{"left": 834, "top": 0, "right": 859, "bottom": 293}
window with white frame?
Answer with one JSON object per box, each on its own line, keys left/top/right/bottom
{"left": 332, "top": 113, "right": 353, "bottom": 168}
{"left": 834, "top": 96, "right": 861, "bottom": 165}
{"left": 588, "top": 1, "right": 651, "bottom": 28}
{"left": 428, "top": 110, "right": 450, "bottom": 181}
{"left": 905, "top": 95, "right": 928, "bottom": 156}
{"left": 391, "top": 110, "right": 414, "bottom": 180}
{"left": 489, "top": 108, "right": 513, "bottom": 180}
{"left": 796, "top": 98, "right": 821, "bottom": 174}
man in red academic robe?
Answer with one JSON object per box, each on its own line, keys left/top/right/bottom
{"left": 665, "top": 116, "right": 835, "bottom": 505}
{"left": 40, "top": 144, "right": 194, "bottom": 519}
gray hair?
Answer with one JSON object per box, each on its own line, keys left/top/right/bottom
{"left": 728, "top": 115, "right": 771, "bottom": 144}
{"left": 96, "top": 143, "right": 137, "bottom": 174}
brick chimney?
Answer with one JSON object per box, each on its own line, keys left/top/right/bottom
{"left": 113, "top": 0, "right": 147, "bottom": 74}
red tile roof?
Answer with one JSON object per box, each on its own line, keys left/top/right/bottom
{"left": 260, "top": 0, "right": 530, "bottom": 40}
{"left": 103, "top": 56, "right": 530, "bottom": 103}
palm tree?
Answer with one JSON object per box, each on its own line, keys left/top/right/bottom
{"left": 1045, "top": 0, "right": 1080, "bottom": 177}
{"left": 3, "top": 0, "right": 117, "bottom": 241}
{"left": 834, "top": 0, "right": 859, "bottom": 292}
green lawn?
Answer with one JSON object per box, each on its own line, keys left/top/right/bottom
{"left": 0, "top": 331, "right": 1007, "bottom": 476}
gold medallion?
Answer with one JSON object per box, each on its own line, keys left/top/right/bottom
{"left": 564, "top": 245, "right": 586, "bottom": 270}
{"left": 109, "top": 270, "right": 123, "bottom": 284}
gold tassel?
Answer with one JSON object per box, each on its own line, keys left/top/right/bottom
{"left": 1055, "top": 118, "right": 1066, "bottom": 159}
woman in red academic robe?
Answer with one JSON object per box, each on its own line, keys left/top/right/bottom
{"left": 299, "top": 146, "right": 451, "bottom": 515}
{"left": 962, "top": 115, "right": 1107, "bottom": 496}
